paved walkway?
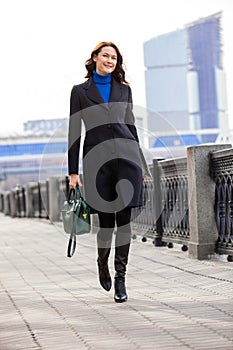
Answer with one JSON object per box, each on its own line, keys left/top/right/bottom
{"left": 0, "top": 213, "right": 233, "bottom": 350}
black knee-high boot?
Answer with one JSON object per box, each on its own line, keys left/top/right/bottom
{"left": 114, "top": 242, "right": 130, "bottom": 302}
{"left": 114, "top": 208, "right": 131, "bottom": 303}
{"left": 97, "top": 213, "right": 115, "bottom": 292}
{"left": 97, "top": 244, "right": 112, "bottom": 292}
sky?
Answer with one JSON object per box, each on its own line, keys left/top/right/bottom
{"left": 0, "top": 0, "right": 233, "bottom": 135}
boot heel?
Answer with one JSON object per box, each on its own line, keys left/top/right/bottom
{"left": 114, "top": 277, "right": 127, "bottom": 303}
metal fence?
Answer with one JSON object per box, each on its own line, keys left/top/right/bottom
{"left": 13, "top": 185, "right": 26, "bottom": 217}
{"left": 131, "top": 158, "right": 189, "bottom": 250}
{"left": 131, "top": 165, "right": 156, "bottom": 239}
{"left": 1, "top": 144, "right": 233, "bottom": 261}
{"left": 210, "top": 148, "right": 233, "bottom": 259}
{"left": 0, "top": 191, "right": 5, "bottom": 213}
{"left": 159, "top": 157, "right": 189, "bottom": 250}
{"left": 26, "top": 182, "right": 49, "bottom": 219}
{"left": 58, "top": 176, "right": 70, "bottom": 221}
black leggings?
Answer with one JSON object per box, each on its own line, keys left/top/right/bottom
{"left": 97, "top": 208, "right": 132, "bottom": 247}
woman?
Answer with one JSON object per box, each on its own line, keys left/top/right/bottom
{"left": 68, "top": 42, "right": 143, "bottom": 303}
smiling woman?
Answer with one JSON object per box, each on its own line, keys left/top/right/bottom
{"left": 84, "top": 41, "right": 129, "bottom": 85}
{"left": 68, "top": 41, "right": 143, "bottom": 303}
{"left": 93, "top": 46, "right": 117, "bottom": 75}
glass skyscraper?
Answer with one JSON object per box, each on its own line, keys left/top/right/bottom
{"left": 144, "top": 12, "right": 228, "bottom": 147}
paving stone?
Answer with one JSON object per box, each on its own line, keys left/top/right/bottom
{"left": 0, "top": 214, "right": 233, "bottom": 350}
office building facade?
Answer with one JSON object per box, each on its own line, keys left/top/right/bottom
{"left": 144, "top": 12, "right": 228, "bottom": 147}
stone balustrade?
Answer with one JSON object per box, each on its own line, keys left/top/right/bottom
{"left": 1, "top": 143, "right": 232, "bottom": 261}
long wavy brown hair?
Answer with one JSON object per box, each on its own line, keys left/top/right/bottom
{"left": 85, "top": 42, "right": 129, "bottom": 85}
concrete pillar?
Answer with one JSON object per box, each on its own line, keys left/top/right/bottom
{"left": 3, "top": 191, "right": 10, "bottom": 216}
{"left": 9, "top": 190, "right": 17, "bottom": 217}
{"left": 187, "top": 144, "right": 231, "bottom": 259}
{"left": 0, "top": 193, "right": 3, "bottom": 212}
{"left": 25, "top": 183, "right": 35, "bottom": 217}
{"left": 48, "top": 176, "right": 60, "bottom": 222}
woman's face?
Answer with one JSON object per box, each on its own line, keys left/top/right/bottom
{"left": 93, "top": 46, "right": 117, "bottom": 75}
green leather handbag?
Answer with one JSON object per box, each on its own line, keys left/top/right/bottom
{"left": 62, "top": 186, "right": 90, "bottom": 257}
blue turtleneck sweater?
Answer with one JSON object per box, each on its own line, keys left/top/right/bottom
{"left": 93, "top": 70, "right": 112, "bottom": 103}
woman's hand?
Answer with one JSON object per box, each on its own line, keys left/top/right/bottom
{"left": 69, "top": 174, "right": 82, "bottom": 189}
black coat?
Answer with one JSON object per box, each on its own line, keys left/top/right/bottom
{"left": 68, "top": 77, "right": 143, "bottom": 213}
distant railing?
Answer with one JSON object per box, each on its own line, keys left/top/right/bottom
{"left": 0, "top": 191, "right": 5, "bottom": 213}
{"left": 58, "top": 176, "right": 70, "bottom": 220}
{"left": 5, "top": 185, "right": 27, "bottom": 218}
{"left": 25, "top": 182, "right": 49, "bottom": 219}
{"left": 15, "top": 185, "right": 26, "bottom": 217}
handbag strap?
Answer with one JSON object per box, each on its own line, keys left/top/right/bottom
{"left": 67, "top": 188, "right": 75, "bottom": 202}
{"left": 75, "top": 186, "right": 84, "bottom": 200}
{"left": 67, "top": 233, "right": 76, "bottom": 258}
{"left": 67, "top": 197, "right": 78, "bottom": 258}
{"left": 66, "top": 185, "right": 85, "bottom": 258}
{"left": 67, "top": 186, "right": 84, "bottom": 201}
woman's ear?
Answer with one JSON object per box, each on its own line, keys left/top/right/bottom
{"left": 93, "top": 54, "right": 97, "bottom": 62}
